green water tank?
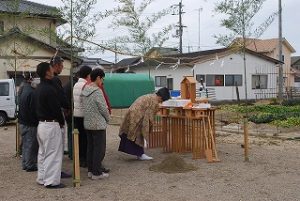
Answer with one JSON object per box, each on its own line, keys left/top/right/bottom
{"left": 103, "top": 73, "right": 155, "bottom": 108}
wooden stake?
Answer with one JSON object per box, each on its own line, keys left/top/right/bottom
{"left": 73, "top": 129, "right": 80, "bottom": 187}
{"left": 208, "top": 118, "right": 220, "bottom": 162}
{"left": 15, "top": 121, "right": 21, "bottom": 157}
{"left": 243, "top": 118, "right": 249, "bottom": 162}
{"left": 204, "top": 118, "right": 213, "bottom": 163}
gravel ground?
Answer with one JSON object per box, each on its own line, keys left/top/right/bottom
{"left": 0, "top": 123, "right": 300, "bottom": 201}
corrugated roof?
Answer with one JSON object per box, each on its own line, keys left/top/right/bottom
{"left": 0, "top": 0, "right": 66, "bottom": 24}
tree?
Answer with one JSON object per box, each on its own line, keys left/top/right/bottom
{"left": 58, "top": 0, "right": 102, "bottom": 55}
{"left": 214, "top": 0, "right": 278, "bottom": 100}
{"left": 214, "top": 0, "right": 279, "bottom": 162}
{"left": 214, "top": 0, "right": 277, "bottom": 47}
{"left": 105, "top": 0, "right": 175, "bottom": 56}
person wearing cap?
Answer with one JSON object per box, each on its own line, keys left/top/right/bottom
{"left": 18, "top": 72, "right": 39, "bottom": 172}
{"left": 73, "top": 65, "right": 92, "bottom": 167}
{"left": 35, "top": 62, "right": 65, "bottom": 189}
{"left": 118, "top": 87, "right": 170, "bottom": 160}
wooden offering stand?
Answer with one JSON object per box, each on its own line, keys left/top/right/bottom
{"left": 149, "top": 77, "right": 219, "bottom": 162}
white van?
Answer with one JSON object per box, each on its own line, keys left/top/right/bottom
{"left": 0, "top": 79, "right": 16, "bottom": 126}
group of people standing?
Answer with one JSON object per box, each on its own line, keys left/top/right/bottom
{"left": 18, "top": 56, "right": 171, "bottom": 189}
{"left": 19, "top": 58, "right": 73, "bottom": 189}
{"left": 73, "top": 66, "right": 110, "bottom": 180}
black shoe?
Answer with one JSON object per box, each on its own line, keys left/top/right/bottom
{"left": 102, "top": 168, "right": 110, "bottom": 173}
{"left": 61, "top": 171, "right": 72, "bottom": 178}
{"left": 26, "top": 167, "right": 38, "bottom": 172}
{"left": 45, "top": 183, "right": 65, "bottom": 189}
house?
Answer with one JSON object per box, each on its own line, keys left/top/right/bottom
{"left": 77, "top": 57, "right": 114, "bottom": 72}
{"left": 117, "top": 47, "right": 282, "bottom": 100}
{"left": 291, "top": 56, "right": 300, "bottom": 88}
{"left": 0, "top": 0, "right": 81, "bottom": 85}
{"left": 191, "top": 48, "right": 282, "bottom": 100}
{"left": 233, "top": 38, "right": 296, "bottom": 88}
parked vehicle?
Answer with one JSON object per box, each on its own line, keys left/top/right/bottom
{"left": 0, "top": 79, "right": 16, "bottom": 126}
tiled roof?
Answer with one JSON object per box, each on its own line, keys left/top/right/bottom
{"left": 0, "top": 0, "right": 65, "bottom": 24}
{"left": 78, "top": 58, "right": 114, "bottom": 69}
{"left": 115, "top": 57, "right": 141, "bottom": 67}
{"left": 145, "top": 47, "right": 178, "bottom": 57}
{"left": 0, "top": 27, "right": 81, "bottom": 62}
{"left": 233, "top": 38, "right": 296, "bottom": 53}
{"left": 115, "top": 47, "right": 282, "bottom": 73}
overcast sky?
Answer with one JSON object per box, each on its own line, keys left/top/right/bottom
{"left": 31, "top": 0, "right": 300, "bottom": 62}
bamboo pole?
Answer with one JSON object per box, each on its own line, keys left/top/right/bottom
{"left": 15, "top": 121, "right": 20, "bottom": 157}
{"left": 73, "top": 129, "right": 80, "bottom": 187}
{"left": 243, "top": 117, "right": 249, "bottom": 162}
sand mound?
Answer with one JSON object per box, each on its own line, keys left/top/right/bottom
{"left": 149, "top": 154, "right": 198, "bottom": 173}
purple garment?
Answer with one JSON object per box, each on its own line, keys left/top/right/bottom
{"left": 118, "top": 133, "right": 144, "bottom": 157}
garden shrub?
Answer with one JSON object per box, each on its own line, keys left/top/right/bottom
{"left": 282, "top": 99, "right": 300, "bottom": 106}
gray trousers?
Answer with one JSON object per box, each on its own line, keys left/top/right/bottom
{"left": 20, "top": 124, "right": 38, "bottom": 170}
{"left": 36, "top": 122, "right": 63, "bottom": 186}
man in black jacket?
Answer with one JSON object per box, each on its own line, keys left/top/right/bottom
{"left": 35, "top": 62, "right": 65, "bottom": 189}
{"left": 50, "top": 56, "right": 70, "bottom": 110}
{"left": 50, "top": 56, "right": 72, "bottom": 178}
{"left": 18, "top": 72, "right": 39, "bottom": 172}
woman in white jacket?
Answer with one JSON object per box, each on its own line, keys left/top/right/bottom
{"left": 73, "top": 66, "right": 92, "bottom": 167}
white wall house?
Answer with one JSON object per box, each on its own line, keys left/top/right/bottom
{"left": 129, "top": 65, "right": 193, "bottom": 91}
{"left": 193, "top": 51, "right": 280, "bottom": 100}
{"left": 126, "top": 48, "right": 281, "bottom": 101}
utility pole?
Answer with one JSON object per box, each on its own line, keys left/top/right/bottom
{"left": 197, "top": 8, "right": 202, "bottom": 51}
{"left": 179, "top": 0, "right": 183, "bottom": 54}
{"left": 173, "top": 1, "right": 186, "bottom": 54}
{"left": 278, "top": 0, "right": 283, "bottom": 101}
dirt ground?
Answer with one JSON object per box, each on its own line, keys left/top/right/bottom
{"left": 1, "top": 121, "right": 300, "bottom": 201}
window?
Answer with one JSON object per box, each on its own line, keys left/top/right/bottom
{"left": 252, "top": 75, "right": 268, "bottom": 89}
{"left": 206, "top": 74, "right": 224, "bottom": 86}
{"left": 0, "top": 21, "right": 3, "bottom": 33}
{"left": 196, "top": 74, "right": 205, "bottom": 82}
{"left": 167, "top": 78, "right": 173, "bottom": 90}
{"left": 0, "top": 83, "right": 9, "bottom": 96}
{"left": 225, "top": 75, "right": 243, "bottom": 86}
{"left": 295, "top": 76, "right": 300, "bottom": 83}
{"left": 155, "top": 76, "right": 167, "bottom": 87}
